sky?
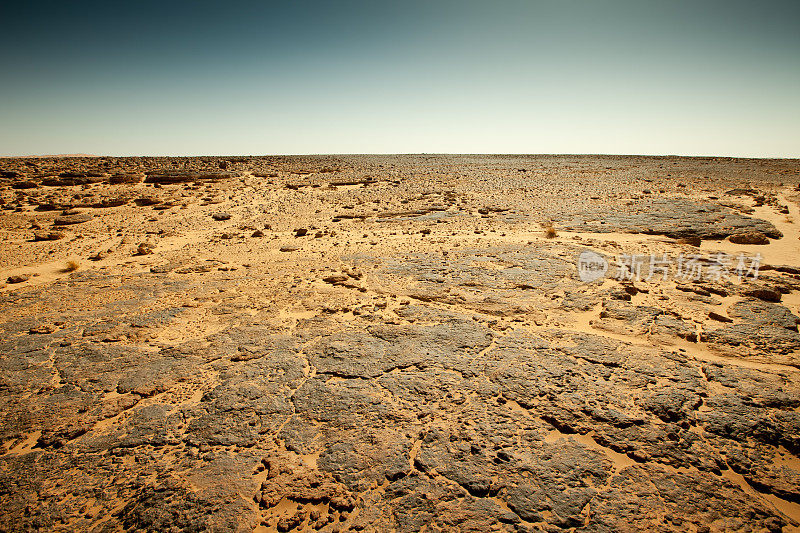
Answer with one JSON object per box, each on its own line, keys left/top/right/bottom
{"left": 0, "top": 0, "right": 798, "bottom": 157}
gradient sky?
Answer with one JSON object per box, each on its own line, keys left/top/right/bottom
{"left": 1, "top": 0, "right": 798, "bottom": 157}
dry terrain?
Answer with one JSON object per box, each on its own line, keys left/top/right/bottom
{"left": 0, "top": 154, "right": 799, "bottom": 532}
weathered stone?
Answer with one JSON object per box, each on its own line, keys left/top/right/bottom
{"left": 728, "top": 299, "right": 799, "bottom": 330}
{"left": 109, "top": 173, "right": 144, "bottom": 184}
{"left": 53, "top": 213, "right": 92, "bottom": 225}
{"left": 11, "top": 180, "right": 38, "bottom": 189}
{"left": 144, "top": 171, "right": 239, "bottom": 184}
{"left": 702, "top": 323, "right": 800, "bottom": 359}
{"left": 558, "top": 198, "right": 783, "bottom": 240}
{"left": 742, "top": 287, "right": 782, "bottom": 302}
{"left": 730, "top": 231, "right": 770, "bottom": 245}
{"left": 33, "top": 231, "right": 64, "bottom": 241}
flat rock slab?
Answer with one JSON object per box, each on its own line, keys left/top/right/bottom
{"left": 728, "top": 299, "right": 800, "bottom": 330}
{"left": 558, "top": 198, "right": 782, "bottom": 239}
{"left": 43, "top": 175, "right": 106, "bottom": 186}
{"left": 702, "top": 322, "right": 800, "bottom": 361}
{"left": 53, "top": 213, "right": 92, "bottom": 225}
{"left": 144, "top": 171, "right": 241, "bottom": 184}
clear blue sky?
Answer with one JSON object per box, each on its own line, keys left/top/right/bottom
{"left": 1, "top": 0, "right": 798, "bottom": 157}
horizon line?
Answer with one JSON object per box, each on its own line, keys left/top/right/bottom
{"left": 2, "top": 152, "right": 800, "bottom": 161}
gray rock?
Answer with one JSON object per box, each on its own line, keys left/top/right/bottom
{"left": 558, "top": 198, "right": 782, "bottom": 240}
{"left": 728, "top": 299, "right": 799, "bottom": 330}
{"left": 53, "top": 213, "right": 92, "bottom": 225}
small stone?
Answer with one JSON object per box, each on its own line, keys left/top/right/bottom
{"left": 708, "top": 311, "right": 733, "bottom": 323}
{"left": 743, "top": 287, "right": 782, "bottom": 302}
{"left": 53, "top": 213, "right": 92, "bottom": 225}
{"left": 251, "top": 230, "right": 265, "bottom": 237}
{"left": 630, "top": 449, "right": 650, "bottom": 462}
{"left": 7, "top": 274, "right": 30, "bottom": 284}
{"left": 12, "top": 181, "right": 38, "bottom": 189}
{"left": 136, "top": 243, "right": 155, "bottom": 256}
{"left": 212, "top": 212, "right": 231, "bottom": 221}
{"left": 29, "top": 325, "right": 56, "bottom": 334}
{"left": 277, "top": 511, "right": 304, "bottom": 532}
{"left": 729, "top": 231, "right": 770, "bottom": 245}
{"left": 294, "top": 228, "right": 308, "bottom": 237}
{"left": 676, "top": 236, "right": 701, "bottom": 247}
{"left": 33, "top": 231, "right": 64, "bottom": 241}
{"left": 109, "top": 173, "right": 143, "bottom": 184}
{"left": 135, "top": 197, "right": 162, "bottom": 206}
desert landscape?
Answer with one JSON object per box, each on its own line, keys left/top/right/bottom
{"left": 0, "top": 154, "right": 797, "bottom": 531}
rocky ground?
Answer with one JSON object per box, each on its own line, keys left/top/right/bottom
{"left": 0, "top": 154, "right": 799, "bottom": 532}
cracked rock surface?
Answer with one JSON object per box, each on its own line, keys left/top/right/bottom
{"left": 0, "top": 155, "right": 799, "bottom": 531}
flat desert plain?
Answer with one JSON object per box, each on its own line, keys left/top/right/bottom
{"left": 0, "top": 154, "right": 799, "bottom": 532}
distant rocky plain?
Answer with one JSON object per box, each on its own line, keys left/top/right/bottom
{"left": 0, "top": 154, "right": 799, "bottom": 532}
